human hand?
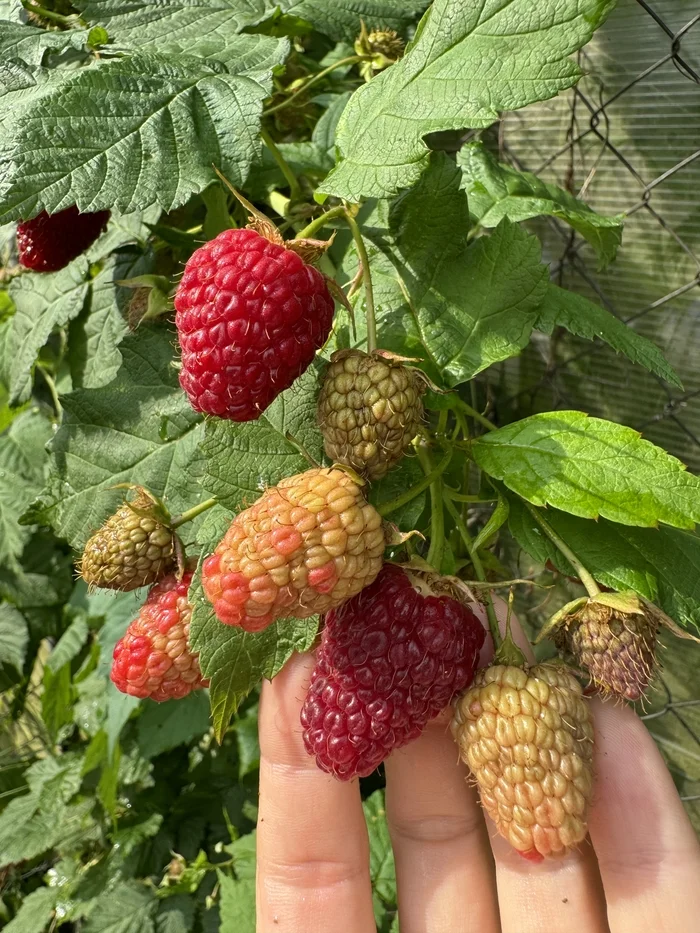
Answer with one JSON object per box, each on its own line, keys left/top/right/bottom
{"left": 255, "top": 608, "right": 700, "bottom": 933}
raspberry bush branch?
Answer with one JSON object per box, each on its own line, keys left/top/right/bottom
{"left": 4, "top": 2, "right": 700, "bottom": 922}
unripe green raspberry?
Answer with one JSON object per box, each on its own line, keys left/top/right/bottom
{"left": 452, "top": 663, "right": 594, "bottom": 861}
{"left": 317, "top": 350, "right": 426, "bottom": 481}
{"left": 80, "top": 488, "right": 176, "bottom": 591}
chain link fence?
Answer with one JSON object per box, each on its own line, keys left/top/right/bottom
{"left": 492, "top": 0, "right": 700, "bottom": 828}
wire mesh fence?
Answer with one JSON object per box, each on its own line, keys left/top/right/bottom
{"left": 493, "top": 0, "right": 700, "bottom": 827}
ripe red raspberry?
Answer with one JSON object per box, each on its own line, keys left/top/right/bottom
{"left": 202, "top": 468, "right": 386, "bottom": 632}
{"left": 300, "top": 564, "right": 485, "bottom": 780}
{"left": 17, "top": 207, "right": 110, "bottom": 272}
{"left": 110, "top": 571, "right": 208, "bottom": 702}
{"left": 174, "top": 228, "right": 335, "bottom": 421}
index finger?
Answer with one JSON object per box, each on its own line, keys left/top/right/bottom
{"left": 256, "top": 653, "right": 376, "bottom": 933}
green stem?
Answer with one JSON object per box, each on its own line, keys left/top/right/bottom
{"left": 263, "top": 56, "right": 362, "bottom": 116}
{"left": 524, "top": 502, "right": 601, "bottom": 597}
{"left": 454, "top": 397, "right": 496, "bottom": 433}
{"left": 378, "top": 447, "right": 453, "bottom": 518}
{"left": 344, "top": 209, "right": 377, "bottom": 353}
{"left": 444, "top": 495, "right": 501, "bottom": 649}
{"left": 443, "top": 489, "right": 496, "bottom": 504}
{"left": 416, "top": 445, "right": 446, "bottom": 572}
{"left": 37, "top": 365, "right": 62, "bottom": 418}
{"left": 21, "top": 0, "right": 73, "bottom": 24}
{"left": 295, "top": 206, "right": 347, "bottom": 241}
{"left": 260, "top": 128, "right": 302, "bottom": 202}
{"left": 171, "top": 497, "right": 218, "bottom": 529}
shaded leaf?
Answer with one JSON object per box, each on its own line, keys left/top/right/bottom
{"left": 0, "top": 602, "right": 28, "bottom": 671}
{"left": 5, "top": 260, "right": 89, "bottom": 404}
{"left": 82, "top": 882, "right": 157, "bottom": 933}
{"left": 458, "top": 141, "right": 623, "bottom": 267}
{"left": 0, "top": 409, "right": 52, "bottom": 568}
{"left": 535, "top": 284, "right": 681, "bottom": 388}
{"left": 508, "top": 495, "right": 700, "bottom": 636}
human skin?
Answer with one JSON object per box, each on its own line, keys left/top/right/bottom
{"left": 255, "top": 603, "right": 700, "bottom": 933}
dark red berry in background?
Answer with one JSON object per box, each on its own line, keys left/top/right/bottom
{"left": 174, "top": 228, "right": 335, "bottom": 422}
{"left": 301, "top": 563, "right": 486, "bottom": 781}
{"left": 17, "top": 206, "right": 110, "bottom": 272}
{"left": 111, "top": 571, "right": 208, "bottom": 702}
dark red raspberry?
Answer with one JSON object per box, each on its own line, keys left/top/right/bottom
{"left": 300, "top": 564, "right": 485, "bottom": 780}
{"left": 174, "top": 228, "right": 335, "bottom": 421}
{"left": 110, "top": 571, "right": 208, "bottom": 702}
{"left": 17, "top": 206, "right": 110, "bottom": 272}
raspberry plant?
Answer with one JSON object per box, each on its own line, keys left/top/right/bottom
{"left": 1, "top": 0, "right": 700, "bottom": 928}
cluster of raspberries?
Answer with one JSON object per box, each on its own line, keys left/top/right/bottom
{"left": 62, "top": 204, "right": 651, "bottom": 862}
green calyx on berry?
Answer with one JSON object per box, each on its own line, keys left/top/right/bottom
{"left": 80, "top": 486, "right": 182, "bottom": 592}
{"left": 354, "top": 23, "right": 405, "bottom": 81}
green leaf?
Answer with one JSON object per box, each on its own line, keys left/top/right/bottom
{"left": 473, "top": 411, "right": 700, "bottom": 529}
{"left": 82, "top": 883, "right": 157, "bottom": 933}
{"left": 217, "top": 872, "right": 255, "bottom": 933}
{"left": 344, "top": 158, "right": 548, "bottom": 384}
{"left": 0, "top": 39, "right": 288, "bottom": 223}
{"left": 5, "top": 260, "right": 89, "bottom": 404}
{"left": 0, "top": 22, "right": 89, "bottom": 67}
{"left": 0, "top": 603, "right": 28, "bottom": 671}
{"left": 4, "top": 885, "right": 56, "bottom": 933}
{"left": 233, "top": 704, "right": 260, "bottom": 780}
{"left": 535, "top": 284, "right": 681, "bottom": 388}
{"left": 0, "top": 757, "right": 85, "bottom": 868}
{"left": 458, "top": 141, "right": 623, "bottom": 267}
{"left": 189, "top": 570, "right": 319, "bottom": 741}
{"left": 281, "top": 0, "right": 427, "bottom": 42}
{"left": 368, "top": 455, "right": 426, "bottom": 531}
{"left": 42, "top": 663, "right": 74, "bottom": 740}
{"left": 69, "top": 252, "right": 152, "bottom": 390}
{"left": 364, "top": 790, "right": 397, "bottom": 920}
{"left": 75, "top": 0, "right": 270, "bottom": 59}
{"left": 507, "top": 496, "right": 700, "bottom": 636}
{"left": 46, "top": 614, "right": 90, "bottom": 673}
{"left": 136, "top": 691, "right": 211, "bottom": 759}
{"left": 0, "top": 1, "right": 23, "bottom": 21}
{"left": 311, "top": 91, "right": 352, "bottom": 155}
{"left": 320, "top": 0, "right": 616, "bottom": 201}
{"left": 0, "top": 409, "right": 53, "bottom": 568}
{"left": 29, "top": 327, "right": 204, "bottom": 550}
{"left": 202, "top": 365, "right": 325, "bottom": 511}
{"left": 156, "top": 897, "right": 195, "bottom": 933}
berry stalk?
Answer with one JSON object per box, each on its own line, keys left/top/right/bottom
{"left": 377, "top": 447, "right": 453, "bottom": 518}
{"left": 294, "top": 206, "right": 347, "bottom": 241}
{"left": 263, "top": 56, "right": 363, "bottom": 117}
{"left": 524, "top": 502, "right": 601, "bottom": 598}
{"left": 443, "top": 494, "right": 501, "bottom": 649}
{"left": 344, "top": 209, "right": 377, "bottom": 353}
{"left": 260, "top": 128, "right": 302, "bottom": 202}
{"left": 170, "top": 497, "right": 218, "bottom": 529}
